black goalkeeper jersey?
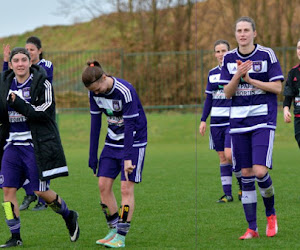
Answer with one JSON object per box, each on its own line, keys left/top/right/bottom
{"left": 283, "top": 64, "right": 300, "bottom": 115}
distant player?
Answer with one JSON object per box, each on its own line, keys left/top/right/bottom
{"left": 283, "top": 39, "right": 300, "bottom": 147}
{"left": 81, "top": 61, "right": 147, "bottom": 248}
{"left": 0, "top": 47, "right": 79, "bottom": 247}
{"left": 199, "top": 39, "right": 242, "bottom": 203}
{"left": 2, "top": 36, "right": 53, "bottom": 211}
{"left": 220, "top": 16, "right": 284, "bottom": 239}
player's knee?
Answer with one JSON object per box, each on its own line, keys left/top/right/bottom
{"left": 99, "top": 182, "right": 111, "bottom": 194}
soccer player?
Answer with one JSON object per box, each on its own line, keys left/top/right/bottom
{"left": 220, "top": 16, "right": 284, "bottom": 239}
{"left": 199, "top": 39, "right": 242, "bottom": 203}
{"left": 283, "top": 39, "right": 300, "bottom": 147}
{"left": 0, "top": 47, "right": 79, "bottom": 247}
{"left": 2, "top": 37, "right": 53, "bottom": 211}
{"left": 81, "top": 61, "right": 147, "bottom": 248}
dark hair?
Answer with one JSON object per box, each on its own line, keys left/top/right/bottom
{"left": 235, "top": 16, "right": 256, "bottom": 31}
{"left": 214, "top": 40, "right": 230, "bottom": 51}
{"left": 9, "top": 47, "right": 31, "bottom": 62}
{"left": 26, "top": 36, "right": 43, "bottom": 60}
{"left": 82, "top": 61, "right": 105, "bottom": 87}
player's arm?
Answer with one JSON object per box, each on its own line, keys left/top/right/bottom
{"left": 283, "top": 70, "right": 296, "bottom": 123}
{"left": 2, "top": 44, "right": 10, "bottom": 71}
{"left": 7, "top": 79, "right": 54, "bottom": 121}
{"left": 200, "top": 93, "right": 212, "bottom": 136}
{"left": 244, "top": 77, "right": 282, "bottom": 94}
{"left": 89, "top": 92, "right": 102, "bottom": 175}
{"left": 122, "top": 92, "right": 139, "bottom": 181}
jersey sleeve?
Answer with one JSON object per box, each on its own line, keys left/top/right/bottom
{"left": 89, "top": 91, "right": 102, "bottom": 167}
{"left": 219, "top": 56, "right": 231, "bottom": 85}
{"left": 2, "top": 61, "right": 8, "bottom": 72}
{"left": 267, "top": 49, "right": 284, "bottom": 82}
{"left": 283, "top": 69, "right": 297, "bottom": 97}
{"left": 122, "top": 89, "right": 139, "bottom": 160}
{"left": 201, "top": 76, "right": 213, "bottom": 122}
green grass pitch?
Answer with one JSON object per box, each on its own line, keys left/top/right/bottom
{"left": 0, "top": 110, "right": 299, "bottom": 249}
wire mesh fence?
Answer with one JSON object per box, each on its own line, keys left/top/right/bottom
{"left": 1, "top": 47, "right": 298, "bottom": 112}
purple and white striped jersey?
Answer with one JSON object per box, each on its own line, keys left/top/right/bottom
{"left": 219, "top": 44, "right": 284, "bottom": 134}
{"left": 37, "top": 59, "right": 53, "bottom": 83}
{"left": 89, "top": 76, "right": 147, "bottom": 157}
{"left": 7, "top": 75, "right": 33, "bottom": 145}
{"left": 201, "top": 65, "right": 231, "bottom": 127}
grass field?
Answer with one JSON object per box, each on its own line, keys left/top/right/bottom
{"left": 0, "top": 110, "right": 299, "bottom": 249}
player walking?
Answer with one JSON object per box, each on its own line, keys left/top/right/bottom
{"left": 200, "top": 40, "right": 242, "bottom": 203}
{"left": 0, "top": 47, "right": 79, "bottom": 247}
{"left": 220, "top": 17, "right": 284, "bottom": 239}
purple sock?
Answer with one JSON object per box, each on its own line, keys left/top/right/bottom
{"left": 256, "top": 173, "right": 275, "bottom": 217}
{"left": 242, "top": 176, "right": 257, "bottom": 231}
{"left": 220, "top": 164, "right": 232, "bottom": 196}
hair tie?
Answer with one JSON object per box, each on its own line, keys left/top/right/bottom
{"left": 90, "top": 63, "right": 94, "bottom": 67}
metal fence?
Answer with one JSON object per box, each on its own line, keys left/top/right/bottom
{"left": 1, "top": 47, "right": 297, "bottom": 111}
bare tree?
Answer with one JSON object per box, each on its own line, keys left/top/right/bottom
{"left": 54, "top": 0, "right": 113, "bottom": 23}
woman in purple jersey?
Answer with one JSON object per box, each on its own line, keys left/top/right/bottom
{"left": 0, "top": 47, "right": 79, "bottom": 247}
{"left": 221, "top": 17, "right": 283, "bottom": 240}
{"left": 81, "top": 61, "right": 147, "bottom": 248}
{"left": 200, "top": 39, "right": 242, "bottom": 203}
{"left": 3, "top": 37, "right": 53, "bottom": 211}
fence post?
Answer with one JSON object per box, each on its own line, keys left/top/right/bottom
{"left": 200, "top": 49, "right": 204, "bottom": 107}
{"left": 120, "top": 48, "right": 124, "bottom": 79}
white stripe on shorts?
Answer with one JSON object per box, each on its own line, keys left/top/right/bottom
{"left": 135, "top": 148, "right": 145, "bottom": 183}
{"left": 39, "top": 180, "right": 47, "bottom": 192}
{"left": 266, "top": 130, "right": 274, "bottom": 168}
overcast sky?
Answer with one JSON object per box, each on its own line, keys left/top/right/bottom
{"left": 0, "top": 0, "right": 92, "bottom": 38}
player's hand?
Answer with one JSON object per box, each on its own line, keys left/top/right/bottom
{"left": 124, "top": 160, "right": 136, "bottom": 181}
{"left": 283, "top": 106, "right": 292, "bottom": 123}
{"left": 236, "top": 60, "right": 252, "bottom": 79}
{"left": 3, "top": 44, "right": 10, "bottom": 62}
{"left": 9, "top": 93, "right": 16, "bottom": 102}
{"left": 199, "top": 121, "right": 206, "bottom": 136}
{"left": 88, "top": 158, "right": 98, "bottom": 176}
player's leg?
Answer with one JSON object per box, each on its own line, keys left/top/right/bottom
{"left": 32, "top": 180, "right": 49, "bottom": 211}
{"left": 211, "top": 126, "right": 233, "bottom": 203}
{"left": 217, "top": 151, "right": 233, "bottom": 202}
{"left": 294, "top": 117, "right": 300, "bottom": 148}
{"left": 36, "top": 189, "right": 80, "bottom": 242}
{"left": 19, "top": 181, "right": 37, "bottom": 211}
{"left": 96, "top": 147, "right": 120, "bottom": 245}
{"left": 0, "top": 145, "right": 24, "bottom": 247}
{"left": 104, "top": 146, "right": 146, "bottom": 248}
{"left": 252, "top": 129, "right": 277, "bottom": 237}
{"left": 96, "top": 177, "right": 119, "bottom": 245}
{"left": 232, "top": 133, "right": 259, "bottom": 240}
{"left": 225, "top": 129, "right": 242, "bottom": 200}
{"left": 23, "top": 144, "right": 79, "bottom": 242}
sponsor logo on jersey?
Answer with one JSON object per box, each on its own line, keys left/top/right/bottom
{"left": 106, "top": 109, "right": 114, "bottom": 116}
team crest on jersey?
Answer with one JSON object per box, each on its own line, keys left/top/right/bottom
{"left": 0, "top": 175, "right": 3, "bottom": 184}
{"left": 22, "top": 87, "right": 31, "bottom": 99}
{"left": 252, "top": 61, "right": 262, "bottom": 72}
{"left": 113, "top": 100, "right": 121, "bottom": 111}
